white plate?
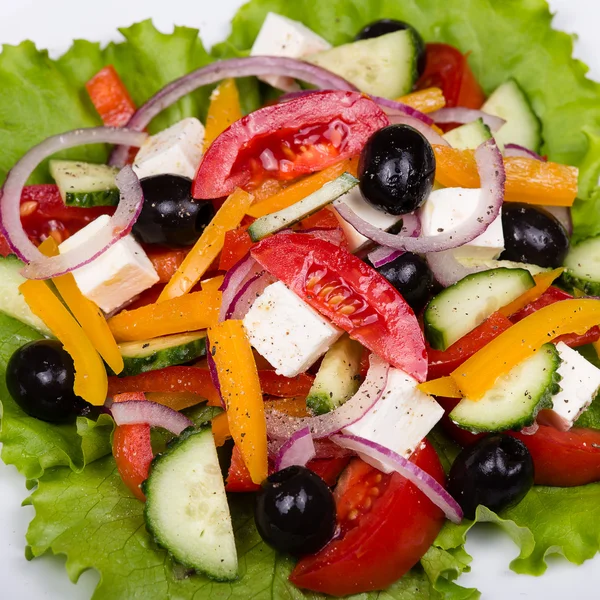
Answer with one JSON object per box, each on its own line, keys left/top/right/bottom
{"left": 0, "top": 1, "right": 599, "bottom": 598}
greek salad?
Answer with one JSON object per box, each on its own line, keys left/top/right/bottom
{"left": 2, "top": 2, "right": 600, "bottom": 599}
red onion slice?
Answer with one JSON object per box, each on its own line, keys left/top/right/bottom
{"left": 110, "top": 56, "right": 357, "bottom": 167}
{"left": 228, "top": 270, "right": 276, "bottom": 320}
{"left": 372, "top": 96, "right": 434, "bottom": 125}
{"left": 111, "top": 399, "right": 193, "bottom": 435}
{"left": 274, "top": 427, "right": 316, "bottom": 471}
{"left": 266, "top": 354, "right": 389, "bottom": 441}
{"left": 425, "top": 250, "right": 485, "bottom": 287}
{"left": 430, "top": 108, "right": 506, "bottom": 132}
{"left": 21, "top": 166, "right": 144, "bottom": 280}
{"left": 367, "top": 213, "right": 420, "bottom": 267}
{"left": 206, "top": 342, "right": 225, "bottom": 410}
{"left": 219, "top": 254, "right": 261, "bottom": 321}
{"left": 330, "top": 433, "right": 463, "bottom": 523}
{"left": 387, "top": 114, "right": 449, "bottom": 147}
{"left": 334, "top": 139, "right": 505, "bottom": 254}
{"left": 504, "top": 143, "right": 545, "bottom": 161}
{"left": 1, "top": 127, "right": 147, "bottom": 267}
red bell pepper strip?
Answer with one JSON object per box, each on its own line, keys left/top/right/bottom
{"left": 259, "top": 371, "right": 314, "bottom": 397}
{"left": 86, "top": 65, "right": 137, "bottom": 128}
{"left": 144, "top": 246, "right": 189, "bottom": 284}
{"left": 219, "top": 227, "right": 254, "bottom": 271}
{"left": 112, "top": 392, "right": 153, "bottom": 502}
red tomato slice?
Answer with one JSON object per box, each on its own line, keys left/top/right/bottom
{"left": 219, "top": 227, "right": 254, "bottom": 271}
{"left": 258, "top": 370, "right": 314, "bottom": 397}
{"left": 416, "top": 43, "right": 485, "bottom": 109}
{"left": 143, "top": 245, "right": 189, "bottom": 283}
{"left": 252, "top": 234, "right": 427, "bottom": 381}
{"left": 290, "top": 442, "right": 445, "bottom": 596}
{"left": 193, "top": 91, "right": 389, "bottom": 199}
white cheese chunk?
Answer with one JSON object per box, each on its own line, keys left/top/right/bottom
{"left": 59, "top": 215, "right": 159, "bottom": 313}
{"left": 242, "top": 281, "right": 342, "bottom": 377}
{"left": 250, "top": 12, "right": 331, "bottom": 90}
{"left": 420, "top": 187, "right": 504, "bottom": 261}
{"left": 539, "top": 342, "right": 600, "bottom": 431}
{"left": 132, "top": 118, "right": 205, "bottom": 180}
{"left": 332, "top": 187, "right": 403, "bottom": 252}
{"left": 341, "top": 368, "right": 444, "bottom": 471}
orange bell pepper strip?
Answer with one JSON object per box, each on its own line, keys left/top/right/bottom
{"left": 145, "top": 391, "right": 208, "bottom": 411}
{"left": 498, "top": 268, "right": 564, "bottom": 317}
{"left": 432, "top": 145, "right": 579, "bottom": 207}
{"left": 108, "top": 276, "right": 223, "bottom": 342}
{"left": 212, "top": 411, "right": 232, "bottom": 447}
{"left": 38, "top": 238, "right": 123, "bottom": 374}
{"left": 159, "top": 189, "right": 253, "bottom": 301}
{"left": 421, "top": 299, "right": 600, "bottom": 401}
{"left": 86, "top": 65, "right": 137, "bottom": 128}
{"left": 418, "top": 376, "right": 462, "bottom": 398}
{"left": 204, "top": 79, "right": 243, "bottom": 152}
{"left": 247, "top": 157, "right": 359, "bottom": 219}
{"left": 396, "top": 87, "right": 446, "bottom": 113}
{"left": 19, "top": 279, "right": 108, "bottom": 405}
{"left": 208, "top": 320, "right": 268, "bottom": 484}
{"left": 266, "top": 396, "right": 311, "bottom": 417}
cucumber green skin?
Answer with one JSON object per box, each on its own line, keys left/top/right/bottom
{"left": 561, "top": 270, "right": 600, "bottom": 296}
{"left": 64, "top": 189, "right": 120, "bottom": 207}
{"left": 143, "top": 426, "right": 237, "bottom": 582}
{"left": 306, "top": 391, "right": 337, "bottom": 416}
{"left": 450, "top": 345, "right": 562, "bottom": 433}
{"left": 117, "top": 337, "right": 207, "bottom": 377}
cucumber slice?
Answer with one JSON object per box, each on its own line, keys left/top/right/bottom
{"left": 50, "top": 160, "right": 120, "bottom": 207}
{"left": 450, "top": 343, "right": 561, "bottom": 432}
{"left": 482, "top": 79, "right": 542, "bottom": 152}
{"left": 443, "top": 118, "right": 492, "bottom": 149}
{"left": 118, "top": 331, "right": 207, "bottom": 377}
{"left": 144, "top": 426, "right": 237, "bottom": 581}
{"left": 424, "top": 267, "right": 535, "bottom": 351}
{"left": 306, "top": 30, "right": 419, "bottom": 98}
{"left": 306, "top": 334, "right": 363, "bottom": 415}
{"left": 563, "top": 235, "right": 600, "bottom": 295}
{"left": 0, "top": 255, "right": 52, "bottom": 336}
{"left": 247, "top": 172, "right": 358, "bottom": 242}
{"left": 457, "top": 257, "right": 551, "bottom": 277}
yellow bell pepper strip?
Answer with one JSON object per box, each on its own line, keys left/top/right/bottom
{"left": 247, "top": 157, "right": 359, "bottom": 219}
{"left": 422, "top": 299, "right": 600, "bottom": 401}
{"left": 208, "top": 319, "right": 268, "bottom": 483}
{"left": 433, "top": 145, "right": 579, "bottom": 207}
{"left": 145, "top": 392, "right": 209, "bottom": 411}
{"left": 203, "top": 79, "right": 243, "bottom": 152}
{"left": 396, "top": 87, "right": 446, "bottom": 113}
{"left": 19, "top": 279, "right": 108, "bottom": 405}
{"left": 212, "top": 411, "right": 232, "bottom": 447}
{"left": 38, "top": 238, "right": 124, "bottom": 374}
{"left": 159, "top": 189, "right": 253, "bottom": 301}
{"left": 108, "top": 277, "right": 223, "bottom": 342}
{"left": 418, "top": 376, "right": 462, "bottom": 398}
{"left": 498, "top": 268, "right": 564, "bottom": 317}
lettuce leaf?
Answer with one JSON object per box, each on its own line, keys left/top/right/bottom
{"left": 0, "top": 20, "right": 213, "bottom": 185}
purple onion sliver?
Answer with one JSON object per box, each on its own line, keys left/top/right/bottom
{"left": 111, "top": 400, "right": 193, "bottom": 436}
{"left": 109, "top": 56, "right": 357, "bottom": 167}
{"left": 430, "top": 107, "right": 506, "bottom": 132}
{"left": 330, "top": 433, "right": 463, "bottom": 523}
{"left": 265, "top": 354, "right": 389, "bottom": 441}
{"left": 386, "top": 114, "right": 449, "bottom": 147}
{"left": 274, "top": 427, "right": 316, "bottom": 471}
{"left": 368, "top": 246, "right": 405, "bottom": 268}
{"left": 206, "top": 340, "right": 225, "bottom": 410}
{"left": 372, "top": 96, "right": 434, "bottom": 126}
{"left": 228, "top": 271, "right": 276, "bottom": 320}
{"left": 218, "top": 254, "right": 260, "bottom": 321}
{"left": 504, "top": 143, "right": 545, "bottom": 161}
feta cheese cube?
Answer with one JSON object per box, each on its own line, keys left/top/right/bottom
{"left": 341, "top": 368, "right": 444, "bottom": 471}
{"left": 59, "top": 215, "right": 159, "bottom": 313}
{"left": 538, "top": 342, "right": 600, "bottom": 431}
{"left": 133, "top": 118, "right": 205, "bottom": 180}
{"left": 243, "top": 281, "right": 342, "bottom": 377}
{"left": 420, "top": 187, "right": 504, "bottom": 260}
{"left": 250, "top": 12, "right": 331, "bottom": 90}
{"left": 333, "top": 187, "right": 403, "bottom": 252}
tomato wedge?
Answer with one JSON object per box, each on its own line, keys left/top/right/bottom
{"left": 193, "top": 91, "right": 389, "bottom": 199}
{"left": 252, "top": 234, "right": 427, "bottom": 381}
{"left": 290, "top": 442, "right": 445, "bottom": 595}
{"left": 416, "top": 43, "right": 485, "bottom": 109}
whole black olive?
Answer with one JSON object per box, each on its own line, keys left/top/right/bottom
{"left": 375, "top": 252, "right": 434, "bottom": 312}
{"left": 447, "top": 434, "right": 534, "bottom": 520}
{"left": 358, "top": 125, "right": 436, "bottom": 216}
{"left": 6, "top": 340, "right": 83, "bottom": 423}
{"left": 133, "top": 174, "right": 215, "bottom": 246}
{"left": 355, "top": 19, "right": 426, "bottom": 75}
{"left": 255, "top": 465, "right": 336, "bottom": 556}
{"left": 500, "top": 203, "right": 569, "bottom": 268}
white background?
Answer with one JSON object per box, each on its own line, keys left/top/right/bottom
{"left": 0, "top": 0, "right": 599, "bottom": 598}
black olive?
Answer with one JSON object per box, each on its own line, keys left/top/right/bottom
{"left": 358, "top": 125, "right": 435, "bottom": 216}
{"left": 375, "top": 252, "right": 434, "bottom": 312}
{"left": 5, "top": 340, "right": 83, "bottom": 423}
{"left": 255, "top": 465, "right": 336, "bottom": 556}
{"left": 500, "top": 203, "right": 569, "bottom": 268}
{"left": 447, "top": 434, "right": 534, "bottom": 520}
{"left": 355, "top": 19, "right": 426, "bottom": 76}
{"left": 133, "top": 174, "right": 215, "bottom": 247}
